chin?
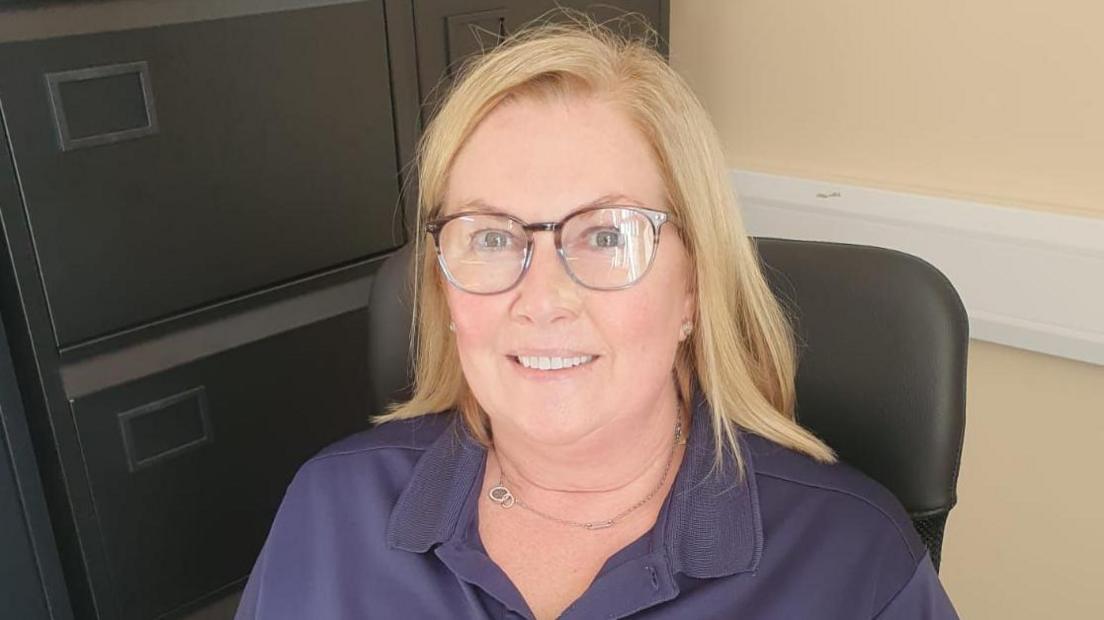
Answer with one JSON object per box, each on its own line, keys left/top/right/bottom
{"left": 493, "top": 399, "right": 599, "bottom": 446}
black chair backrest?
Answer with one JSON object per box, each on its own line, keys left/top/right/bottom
{"left": 755, "top": 238, "right": 967, "bottom": 570}
{"left": 367, "top": 238, "right": 968, "bottom": 570}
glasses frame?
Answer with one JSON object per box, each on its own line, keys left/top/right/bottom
{"left": 425, "top": 205, "right": 674, "bottom": 295}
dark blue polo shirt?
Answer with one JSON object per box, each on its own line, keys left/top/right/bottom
{"left": 236, "top": 395, "right": 958, "bottom": 619}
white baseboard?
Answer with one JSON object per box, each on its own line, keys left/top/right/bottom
{"left": 732, "top": 170, "right": 1104, "bottom": 366}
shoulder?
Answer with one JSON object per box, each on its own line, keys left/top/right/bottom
{"left": 290, "top": 413, "right": 457, "bottom": 493}
{"left": 310, "top": 412, "right": 456, "bottom": 462}
{"left": 235, "top": 414, "right": 464, "bottom": 618}
{"left": 255, "top": 413, "right": 459, "bottom": 565}
{"left": 743, "top": 431, "right": 926, "bottom": 560}
{"left": 741, "top": 432, "right": 930, "bottom": 614}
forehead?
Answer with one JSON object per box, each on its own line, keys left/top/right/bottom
{"left": 443, "top": 95, "right": 667, "bottom": 219}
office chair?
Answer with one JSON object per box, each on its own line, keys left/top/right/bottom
{"left": 366, "top": 239, "right": 968, "bottom": 571}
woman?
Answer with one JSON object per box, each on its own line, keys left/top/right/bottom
{"left": 236, "top": 19, "right": 958, "bottom": 620}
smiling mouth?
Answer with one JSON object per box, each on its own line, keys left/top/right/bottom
{"left": 510, "top": 354, "right": 598, "bottom": 371}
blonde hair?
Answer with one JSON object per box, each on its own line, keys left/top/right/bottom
{"left": 376, "top": 15, "right": 836, "bottom": 472}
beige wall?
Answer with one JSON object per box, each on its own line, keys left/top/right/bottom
{"left": 670, "top": 1, "right": 1104, "bottom": 617}
{"left": 670, "top": 0, "right": 1104, "bottom": 220}
{"left": 947, "top": 341, "right": 1104, "bottom": 618}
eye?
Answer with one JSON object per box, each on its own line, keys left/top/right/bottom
{"left": 471, "top": 229, "right": 517, "bottom": 251}
{"left": 587, "top": 228, "right": 625, "bottom": 249}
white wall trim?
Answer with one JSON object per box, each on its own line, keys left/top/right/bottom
{"left": 733, "top": 170, "right": 1104, "bottom": 366}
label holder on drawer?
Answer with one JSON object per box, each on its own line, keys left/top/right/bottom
{"left": 45, "top": 60, "right": 159, "bottom": 151}
{"left": 117, "top": 385, "right": 212, "bottom": 472}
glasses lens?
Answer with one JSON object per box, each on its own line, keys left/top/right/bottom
{"left": 560, "top": 207, "right": 658, "bottom": 289}
{"left": 435, "top": 214, "right": 527, "bottom": 293}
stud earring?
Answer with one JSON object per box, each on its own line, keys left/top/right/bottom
{"left": 680, "top": 320, "right": 693, "bottom": 340}
{"left": 448, "top": 321, "right": 456, "bottom": 332}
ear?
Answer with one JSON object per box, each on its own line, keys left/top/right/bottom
{"left": 681, "top": 261, "right": 697, "bottom": 322}
{"left": 682, "top": 283, "right": 696, "bottom": 321}
{"left": 678, "top": 281, "right": 697, "bottom": 342}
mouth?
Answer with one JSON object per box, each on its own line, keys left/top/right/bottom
{"left": 508, "top": 353, "right": 599, "bottom": 372}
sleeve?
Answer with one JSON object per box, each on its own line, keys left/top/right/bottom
{"left": 873, "top": 553, "right": 959, "bottom": 619}
{"left": 233, "top": 544, "right": 267, "bottom": 619}
{"left": 232, "top": 462, "right": 322, "bottom": 620}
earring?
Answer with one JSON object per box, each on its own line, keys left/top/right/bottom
{"left": 680, "top": 320, "right": 693, "bottom": 340}
{"left": 449, "top": 321, "right": 456, "bottom": 332}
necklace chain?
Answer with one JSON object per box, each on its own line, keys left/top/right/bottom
{"left": 488, "top": 414, "right": 683, "bottom": 530}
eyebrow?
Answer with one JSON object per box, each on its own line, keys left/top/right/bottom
{"left": 452, "top": 193, "right": 647, "bottom": 215}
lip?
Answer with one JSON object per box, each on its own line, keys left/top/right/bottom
{"left": 505, "top": 352, "right": 600, "bottom": 382}
{"left": 508, "top": 348, "right": 598, "bottom": 358}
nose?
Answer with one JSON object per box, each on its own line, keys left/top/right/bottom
{"left": 510, "top": 231, "right": 581, "bottom": 326}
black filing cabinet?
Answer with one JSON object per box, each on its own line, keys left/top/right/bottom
{"left": 0, "top": 1, "right": 667, "bottom": 618}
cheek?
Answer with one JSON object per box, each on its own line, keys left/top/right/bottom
{"left": 446, "top": 290, "right": 506, "bottom": 358}
{"left": 606, "top": 249, "right": 692, "bottom": 368}
{"left": 601, "top": 290, "right": 682, "bottom": 362}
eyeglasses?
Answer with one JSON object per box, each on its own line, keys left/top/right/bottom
{"left": 425, "top": 205, "right": 674, "bottom": 294}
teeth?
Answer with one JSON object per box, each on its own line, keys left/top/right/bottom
{"left": 517, "top": 355, "right": 594, "bottom": 370}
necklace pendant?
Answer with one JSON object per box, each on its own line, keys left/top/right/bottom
{"left": 488, "top": 485, "right": 516, "bottom": 508}
{"left": 584, "top": 520, "right": 614, "bottom": 530}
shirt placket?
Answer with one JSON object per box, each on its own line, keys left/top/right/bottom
{"left": 557, "top": 553, "right": 680, "bottom": 619}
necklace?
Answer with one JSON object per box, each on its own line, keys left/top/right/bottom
{"left": 487, "top": 413, "right": 683, "bottom": 530}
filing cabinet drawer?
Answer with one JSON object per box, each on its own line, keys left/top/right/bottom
{"left": 413, "top": 0, "right": 665, "bottom": 115}
{"left": 68, "top": 308, "right": 372, "bottom": 619}
{"left": 0, "top": 1, "right": 401, "bottom": 346}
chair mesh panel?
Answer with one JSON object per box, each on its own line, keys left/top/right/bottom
{"left": 910, "top": 511, "right": 949, "bottom": 572}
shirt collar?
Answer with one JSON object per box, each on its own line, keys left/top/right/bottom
{"left": 386, "top": 391, "right": 763, "bottom": 579}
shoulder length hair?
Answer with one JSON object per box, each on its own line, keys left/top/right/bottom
{"left": 376, "top": 15, "right": 835, "bottom": 472}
